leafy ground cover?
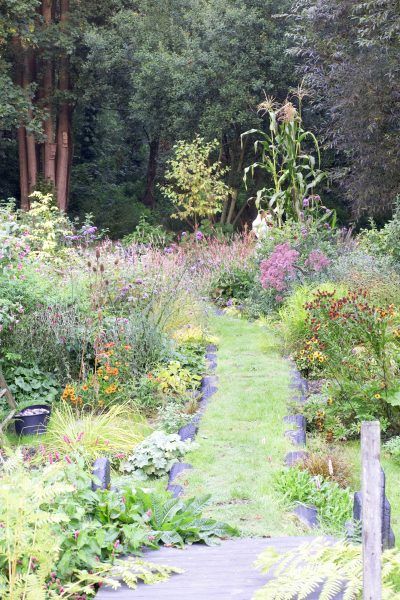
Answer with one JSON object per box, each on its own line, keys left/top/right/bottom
{"left": 183, "top": 314, "right": 299, "bottom": 537}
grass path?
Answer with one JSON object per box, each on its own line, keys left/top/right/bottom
{"left": 183, "top": 314, "right": 299, "bottom": 537}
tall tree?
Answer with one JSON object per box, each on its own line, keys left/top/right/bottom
{"left": 1, "top": 0, "right": 120, "bottom": 210}
{"left": 289, "top": 0, "right": 400, "bottom": 219}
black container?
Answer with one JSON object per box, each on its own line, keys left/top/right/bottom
{"left": 14, "top": 404, "right": 51, "bottom": 436}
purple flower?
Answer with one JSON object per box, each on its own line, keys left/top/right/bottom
{"left": 82, "top": 226, "right": 97, "bottom": 235}
{"left": 195, "top": 231, "right": 204, "bottom": 240}
{"left": 302, "top": 198, "right": 310, "bottom": 208}
{"left": 181, "top": 231, "right": 187, "bottom": 237}
{"left": 164, "top": 247, "right": 173, "bottom": 254}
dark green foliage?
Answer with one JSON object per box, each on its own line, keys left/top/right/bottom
{"left": 289, "top": 0, "right": 400, "bottom": 219}
{"left": 210, "top": 266, "right": 256, "bottom": 306}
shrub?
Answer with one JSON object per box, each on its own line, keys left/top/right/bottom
{"left": 256, "top": 218, "right": 337, "bottom": 305}
{"left": 383, "top": 436, "right": 400, "bottom": 463}
{"left": 4, "top": 363, "right": 60, "bottom": 410}
{"left": 279, "top": 283, "right": 347, "bottom": 352}
{"left": 329, "top": 248, "right": 400, "bottom": 307}
{"left": 292, "top": 288, "right": 400, "bottom": 437}
{"left": 122, "top": 216, "right": 173, "bottom": 248}
{"left": 210, "top": 266, "right": 256, "bottom": 306}
{"left": 358, "top": 196, "right": 400, "bottom": 265}
{"left": 21, "top": 191, "right": 72, "bottom": 257}
{"left": 6, "top": 302, "right": 91, "bottom": 381}
{"left": 155, "top": 360, "right": 202, "bottom": 397}
{"left": 274, "top": 467, "right": 352, "bottom": 534}
{"left": 120, "top": 431, "right": 193, "bottom": 478}
{"left": 161, "top": 136, "right": 231, "bottom": 227}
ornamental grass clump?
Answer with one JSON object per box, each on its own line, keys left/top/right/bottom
{"left": 45, "top": 403, "right": 148, "bottom": 464}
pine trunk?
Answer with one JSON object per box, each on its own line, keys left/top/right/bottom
{"left": 55, "top": 0, "right": 71, "bottom": 212}
{"left": 14, "top": 47, "right": 30, "bottom": 210}
{"left": 17, "top": 127, "right": 30, "bottom": 210}
{"left": 23, "top": 52, "right": 37, "bottom": 193}
{"left": 42, "top": 0, "right": 56, "bottom": 185}
{"left": 142, "top": 137, "right": 159, "bottom": 208}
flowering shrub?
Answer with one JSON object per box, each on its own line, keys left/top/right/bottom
{"left": 0, "top": 202, "right": 31, "bottom": 274}
{"left": 305, "top": 249, "right": 331, "bottom": 272}
{"left": 293, "top": 288, "right": 400, "bottom": 438}
{"left": 260, "top": 242, "right": 299, "bottom": 295}
{"left": 259, "top": 241, "right": 331, "bottom": 301}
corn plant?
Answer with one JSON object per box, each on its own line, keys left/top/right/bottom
{"left": 243, "top": 93, "right": 326, "bottom": 226}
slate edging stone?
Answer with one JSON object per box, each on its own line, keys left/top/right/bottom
{"left": 168, "top": 344, "right": 219, "bottom": 498}
{"left": 284, "top": 365, "right": 315, "bottom": 527}
{"left": 293, "top": 503, "right": 319, "bottom": 529}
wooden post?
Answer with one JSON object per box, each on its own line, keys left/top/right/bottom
{"left": 361, "top": 421, "right": 382, "bottom": 600}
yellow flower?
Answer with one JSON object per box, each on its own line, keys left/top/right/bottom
{"left": 374, "top": 394, "right": 382, "bottom": 399}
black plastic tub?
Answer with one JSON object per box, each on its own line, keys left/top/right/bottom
{"left": 14, "top": 404, "right": 51, "bottom": 436}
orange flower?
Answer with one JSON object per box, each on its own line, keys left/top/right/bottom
{"left": 82, "top": 384, "right": 89, "bottom": 391}
{"left": 105, "top": 384, "right": 117, "bottom": 395}
{"left": 124, "top": 345, "right": 132, "bottom": 350}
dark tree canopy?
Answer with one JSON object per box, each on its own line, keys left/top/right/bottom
{"left": 1, "top": 0, "right": 400, "bottom": 232}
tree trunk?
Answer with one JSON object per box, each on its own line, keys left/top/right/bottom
{"left": 17, "top": 127, "right": 30, "bottom": 210}
{"left": 226, "top": 189, "right": 238, "bottom": 225}
{"left": 14, "top": 48, "right": 30, "bottom": 210}
{"left": 142, "top": 137, "right": 159, "bottom": 208}
{"left": 23, "top": 52, "right": 37, "bottom": 193}
{"left": 55, "top": 0, "right": 71, "bottom": 212}
{"left": 42, "top": 0, "right": 56, "bottom": 185}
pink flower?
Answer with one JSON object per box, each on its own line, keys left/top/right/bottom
{"left": 65, "top": 455, "right": 72, "bottom": 464}
{"left": 260, "top": 243, "right": 299, "bottom": 293}
{"left": 63, "top": 435, "right": 71, "bottom": 445}
{"left": 113, "top": 540, "right": 120, "bottom": 549}
{"left": 76, "top": 432, "right": 84, "bottom": 442}
{"left": 74, "top": 530, "right": 80, "bottom": 540}
{"left": 305, "top": 249, "right": 331, "bottom": 272}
